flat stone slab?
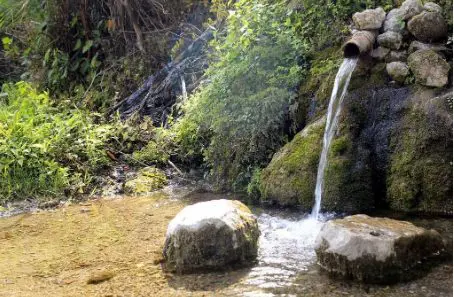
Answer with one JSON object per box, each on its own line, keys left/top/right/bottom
{"left": 163, "top": 199, "right": 259, "bottom": 273}
{"left": 315, "top": 214, "right": 445, "bottom": 283}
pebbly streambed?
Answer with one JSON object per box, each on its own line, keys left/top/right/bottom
{"left": 0, "top": 187, "right": 451, "bottom": 297}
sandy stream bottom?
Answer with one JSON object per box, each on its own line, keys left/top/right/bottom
{"left": 0, "top": 188, "right": 451, "bottom": 297}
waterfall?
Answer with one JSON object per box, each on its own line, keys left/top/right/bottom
{"left": 311, "top": 58, "right": 358, "bottom": 220}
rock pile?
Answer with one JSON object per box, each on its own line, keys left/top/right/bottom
{"left": 353, "top": 0, "right": 450, "bottom": 87}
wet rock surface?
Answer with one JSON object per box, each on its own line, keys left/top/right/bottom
{"left": 407, "top": 49, "right": 450, "bottom": 87}
{"left": 163, "top": 199, "right": 259, "bottom": 273}
{"left": 315, "top": 214, "right": 446, "bottom": 284}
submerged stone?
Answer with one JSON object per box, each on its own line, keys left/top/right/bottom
{"left": 163, "top": 199, "right": 259, "bottom": 273}
{"left": 315, "top": 214, "right": 445, "bottom": 283}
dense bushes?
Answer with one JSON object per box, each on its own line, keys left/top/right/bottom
{"left": 0, "top": 82, "right": 119, "bottom": 202}
{"left": 175, "top": 0, "right": 306, "bottom": 190}
{"left": 173, "top": 0, "right": 396, "bottom": 191}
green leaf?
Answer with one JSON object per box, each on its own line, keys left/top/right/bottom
{"left": 82, "top": 40, "right": 93, "bottom": 53}
{"left": 73, "top": 39, "right": 82, "bottom": 51}
{"left": 1, "top": 36, "right": 12, "bottom": 46}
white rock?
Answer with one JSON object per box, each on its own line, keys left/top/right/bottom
{"left": 315, "top": 214, "right": 445, "bottom": 283}
{"left": 163, "top": 199, "right": 260, "bottom": 273}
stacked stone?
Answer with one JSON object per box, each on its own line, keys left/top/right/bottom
{"left": 354, "top": 0, "right": 450, "bottom": 87}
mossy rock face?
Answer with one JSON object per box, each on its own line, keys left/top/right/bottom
{"left": 261, "top": 83, "right": 413, "bottom": 213}
{"left": 387, "top": 88, "right": 453, "bottom": 215}
{"left": 124, "top": 167, "right": 167, "bottom": 195}
{"left": 321, "top": 95, "right": 375, "bottom": 212}
{"left": 259, "top": 117, "right": 325, "bottom": 208}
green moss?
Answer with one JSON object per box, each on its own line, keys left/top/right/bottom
{"left": 124, "top": 167, "right": 168, "bottom": 195}
{"left": 322, "top": 123, "right": 374, "bottom": 212}
{"left": 259, "top": 117, "right": 325, "bottom": 208}
{"left": 387, "top": 92, "right": 453, "bottom": 214}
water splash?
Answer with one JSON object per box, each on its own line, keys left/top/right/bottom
{"left": 311, "top": 58, "right": 358, "bottom": 220}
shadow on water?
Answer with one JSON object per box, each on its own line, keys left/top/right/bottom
{"left": 166, "top": 267, "right": 252, "bottom": 292}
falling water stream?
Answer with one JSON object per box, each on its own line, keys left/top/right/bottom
{"left": 239, "top": 58, "right": 359, "bottom": 295}
{"left": 311, "top": 58, "right": 358, "bottom": 220}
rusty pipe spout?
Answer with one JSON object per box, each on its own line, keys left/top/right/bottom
{"left": 342, "top": 30, "right": 377, "bottom": 58}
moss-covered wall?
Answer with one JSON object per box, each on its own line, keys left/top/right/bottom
{"left": 387, "top": 88, "right": 453, "bottom": 215}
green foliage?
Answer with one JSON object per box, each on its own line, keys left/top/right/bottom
{"left": 124, "top": 167, "right": 167, "bottom": 195}
{"left": 246, "top": 168, "right": 262, "bottom": 203}
{"left": 291, "top": 0, "right": 394, "bottom": 51}
{"left": 132, "top": 128, "right": 175, "bottom": 165}
{"left": 0, "top": 82, "right": 117, "bottom": 202}
{"left": 176, "top": 0, "right": 306, "bottom": 189}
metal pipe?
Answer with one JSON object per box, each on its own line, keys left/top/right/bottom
{"left": 342, "top": 30, "right": 377, "bottom": 58}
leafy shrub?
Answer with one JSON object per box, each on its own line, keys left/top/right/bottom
{"left": 175, "top": 0, "right": 306, "bottom": 189}
{"left": 0, "top": 81, "right": 116, "bottom": 201}
{"left": 132, "top": 128, "right": 175, "bottom": 165}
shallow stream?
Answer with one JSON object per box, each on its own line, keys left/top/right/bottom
{"left": 0, "top": 187, "right": 452, "bottom": 297}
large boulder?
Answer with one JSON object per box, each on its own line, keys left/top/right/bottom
{"left": 386, "top": 62, "right": 409, "bottom": 83}
{"left": 383, "top": 8, "right": 406, "bottom": 33}
{"left": 407, "top": 49, "right": 450, "bottom": 87}
{"left": 407, "top": 11, "right": 448, "bottom": 42}
{"left": 400, "top": 0, "right": 424, "bottom": 20}
{"left": 259, "top": 117, "right": 324, "bottom": 208}
{"left": 315, "top": 214, "right": 445, "bottom": 283}
{"left": 377, "top": 31, "right": 403, "bottom": 50}
{"left": 163, "top": 199, "right": 259, "bottom": 273}
{"left": 352, "top": 7, "right": 386, "bottom": 30}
